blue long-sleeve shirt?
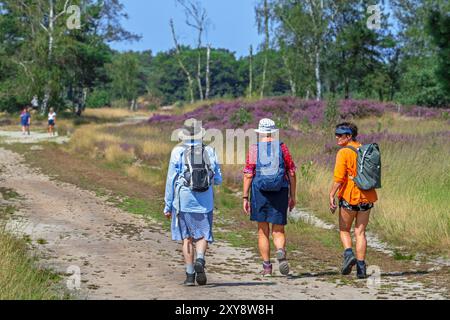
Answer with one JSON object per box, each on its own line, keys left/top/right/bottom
{"left": 164, "top": 141, "right": 222, "bottom": 214}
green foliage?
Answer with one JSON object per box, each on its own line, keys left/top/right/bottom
{"left": 324, "top": 96, "right": 339, "bottom": 127}
{"left": 230, "top": 107, "right": 253, "bottom": 126}
{"left": 86, "top": 89, "right": 111, "bottom": 109}
{"left": 427, "top": 9, "right": 450, "bottom": 97}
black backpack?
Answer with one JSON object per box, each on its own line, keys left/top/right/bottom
{"left": 182, "top": 144, "right": 215, "bottom": 192}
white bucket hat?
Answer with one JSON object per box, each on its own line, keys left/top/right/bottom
{"left": 178, "top": 118, "right": 206, "bottom": 141}
{"left": 255, "top": 118, "right": 279, "bottom": 135}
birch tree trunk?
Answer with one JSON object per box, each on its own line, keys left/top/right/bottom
{"left": 315, "top": 47, "right": 322, "bottom": 101}
{"left": 282, "top": 50, "right": 296, "bottom": 96}
{"left": 205, "top": 44, "right": 211, "bottom": 100}
{"left": 260, "top": 0, "right": 270, "bottom": 99}
{"left": 170, "top": 19, "right": 195, "bottom": 104}
{"left": 248, "top": 45, "right": 254, "bottom": 98}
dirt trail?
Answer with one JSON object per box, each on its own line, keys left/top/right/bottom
{"left": 0, "top": 147, "right": 447, "bottom": 300}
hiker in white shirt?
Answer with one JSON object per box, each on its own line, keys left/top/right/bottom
{"left": 48, "top": 108, "right": 57, "bottom": 136}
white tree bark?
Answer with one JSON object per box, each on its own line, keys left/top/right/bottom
{"left": 315, "top": 47, "right": 321, "bottom": 101}
{"left": 248, "top": 45, "right": 254, "bottom": 98}
{"left": 260, "top": 0, "right": 270, "bottom": 99}
{"left": 282, "top": 52, "right": 296, "bottom": 96}
{"left": 205, "top": 44, "right": 211, "bottom": 100}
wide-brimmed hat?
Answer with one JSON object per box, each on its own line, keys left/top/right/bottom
{"left": 255, "top": 118, "right": 279, "bottom": 135}
{"left": 178, "top": 118, "right": 206, "bottom": 141}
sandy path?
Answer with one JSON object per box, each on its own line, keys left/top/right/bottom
{"left": 0, "top": 147, "right": 446, "bottom": 300}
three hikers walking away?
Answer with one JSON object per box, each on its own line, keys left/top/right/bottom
{"left": 164, "top": 119, "right": 222, "bottom": 286}
{"left": 164, "top": 118, "right": 380, "bottom": 286}
{"left": 329, "top": 123, "right": 380, "bottom": 279}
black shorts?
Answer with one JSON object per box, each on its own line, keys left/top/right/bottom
{"left": 339, "top": 199, "right": 374, "bottom": 212}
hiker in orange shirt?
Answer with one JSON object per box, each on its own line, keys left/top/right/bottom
{"left": 329, "top": 122, "right": 378, "bottom": 279}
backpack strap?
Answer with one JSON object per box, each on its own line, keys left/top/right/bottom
{"left": 342, "top": 146, "right": 358, "bottom": 154}
{"left": 341, "top": 146, "right": 359, "bottom": 181}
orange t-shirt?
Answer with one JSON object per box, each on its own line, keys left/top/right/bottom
{"left": 334, "top": 141, "right": 378, "bottom": 205}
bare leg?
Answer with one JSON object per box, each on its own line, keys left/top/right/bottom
{"left": 258, "top": 222, "right": 270, "bottom": 262}
{"left": 195, "top": 238, "right": 208, "bottom": 258}
{"left": 355, "top": 210, "right": 371, "bottom": 261}
{"left": 272, "top": 224, "right": 286, "bottom": 251}
{"left": 339, "top": 207, "right": 357, "bottom": 250}
{"left": 183, "top": 238, "right": 195, "bottom": 265}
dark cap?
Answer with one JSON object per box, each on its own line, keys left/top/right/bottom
{"left": 335, "top": 126, "right": 353, "bottom": 135}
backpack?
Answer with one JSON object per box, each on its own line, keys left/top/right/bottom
{"left": 253, "top": 142, "right": 287, "bottom": 192}
{"left": 182, "top": 144, "right": 215, "bottom": 192}
{"left": 344, "top": 143, "right": 382, "bottom": 191}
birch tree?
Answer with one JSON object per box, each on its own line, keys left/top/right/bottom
{"left": 256, "top": 0, "right": 271, "bottom": 98}
{"left": 176, "top": 0, "right": 209, "bottom": 101}
{"left": 170, "top": 19, "right": 195, "bottom": 104}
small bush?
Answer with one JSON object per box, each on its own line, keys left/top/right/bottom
{"left": 230, "top": 107, "right": 253, "bottom": 126}
{"left": 174, "top": 101, "right": 184, "bottom": 109}
{"left": 86, "top": 90, "right": 111, "bottom": 109}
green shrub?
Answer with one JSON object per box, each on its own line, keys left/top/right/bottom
{"left": 86, "top": 90, "right": 111, "bottom": 109}
{"left": 231, "top": 107, "right": 253, "bottom": 126}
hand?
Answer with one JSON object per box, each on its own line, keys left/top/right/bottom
{"left": 243, "top": 199, "right": 251, "bottom": 215}
{"left": 329, "top": 196, "right": 338, "bottom": 214}
{"left": 164, "top": 212, "right": 172, "bottom": 220}
{"left": 289, "top": 197, "right": 296, "bottom": 212}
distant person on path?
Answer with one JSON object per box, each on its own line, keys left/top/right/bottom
{"left": 20, "top": 107, "right": 31, "bottom": 136}
{"left": 329, "top": 123, "right": 378, "bottom": 279}
{"left": 31, "top": 95, "right": 39, "bottom": 110}
{"left": 243, "top": 119, "right": 297, "bottom": 277}
{"left": 48, "top": 108, "right": 57, "bottom": 136}
{"left": 164, "top": 118, "right": 223, "bottom": 287}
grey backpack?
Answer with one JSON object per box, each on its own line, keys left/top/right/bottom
{"left": 344, "top": 144, "right": 382, "bottom": 191}
{"left": 182, "top": 144, "right": 215, "bottom": 192}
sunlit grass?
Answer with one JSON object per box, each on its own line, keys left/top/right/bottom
{"left": 0, "top": 225, "right": 62, "bottom": 300}
{"left": 83, "top": 108, "right": 153, "bottom": 120}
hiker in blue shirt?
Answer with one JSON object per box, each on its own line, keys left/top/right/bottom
{"left": 20, "top": 107, "right": 31, "bottom": 136}
{"left": 164, "top": 118, "right": 222, "bottom": 287}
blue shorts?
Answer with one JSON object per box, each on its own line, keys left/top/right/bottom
{"left": 48, "top": 120, "right": 55, "bottom": 126}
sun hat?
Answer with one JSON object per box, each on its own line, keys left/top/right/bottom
{"left": 255, "top": 118, "right": 279, "bottom": 135}
{"left": 178, "top": 118, "right": 206, "bottom": 141}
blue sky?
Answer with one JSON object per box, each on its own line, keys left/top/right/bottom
{"left": 110, "top": 0, "right": 262, "bottom": 58}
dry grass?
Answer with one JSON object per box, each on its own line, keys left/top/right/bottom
{"left": 83, "top": 108, "right": 153, "bottom": 120}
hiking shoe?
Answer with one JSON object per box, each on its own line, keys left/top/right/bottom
{"left": 260, "top": 263, "right": 273, "bottom": 277}
{"left": 357, "top": 261, "right": 368, "bottom": 279}
{"left": 276, "top": 249, "right": 290, "bottom": 276}
{"left": 184, "top": 273, "right": 196, "bottom": 287}
{"left": 194, "top": 258, "right": 207, "bottom": 286}
{"left": 341, "top": 252, "right": 357, "bottom": 275}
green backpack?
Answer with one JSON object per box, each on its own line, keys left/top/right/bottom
{"left": 344, "top": 143, "right": 382, "bottom": 191}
